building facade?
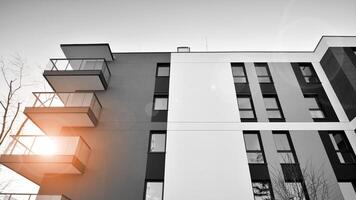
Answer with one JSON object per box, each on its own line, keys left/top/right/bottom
{"left": 0, "top": 36, "right": 356, "bottom": 200}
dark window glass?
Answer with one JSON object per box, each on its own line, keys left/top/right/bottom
{"left": 232, "top": 63, "right": 248, "bottom": 83}
{"left": 150, "top": 133, "right": 166, "bottom": 152}
{"left": 255, "top": 63, "right": 272, "bottom": 83}
{"left": 273, "top": 132, "right": 296, "bottom": 164}
{"left": 329, "top": 133, "right": 356, "bottom": 164}
{"left": 252, "top": 182, "right": 273, "bottom": 200}
{"left": 243, "top": 132, "right": 265, "bottom": 164}
{"left": 299, "top": 63, "right": 319, "bottom": 83}
{"left": 237, "top": 96, "right": 256, "bottom": 119}
{"left": 145, "top": 181, "right": 163, "bottom": 200}
{"left": 304, "top": 96, "right": 325, "bottom": 119}
{"left": 263, "top": 96, "right": 284, "bottom": 120}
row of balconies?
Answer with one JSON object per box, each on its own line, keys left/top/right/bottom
{"left": 0, "top": 44, "right": 113, "bottom": 199}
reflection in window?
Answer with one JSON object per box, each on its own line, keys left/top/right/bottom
{"left": 273, "top": 132, "right": 296, "bottom": 164}
{"left": 284, "top": 182, "right": 306, "bottom": 200}
{"left": 232, "top": 63, "right": 248, "bottom": 83}
{"left": 150, "top": 133, "right": 166, "bottom": 152}
{"left": 145, "top": 182, "right": 163, "bottom": 200}
{"left": 237, "top": 96, "right": 256, "bottom": 119}
{"left": 329, "top": 133, "right": 356, "bottom": 164}
{"left": 243, "top": 132, "right": 265, "bottom": 163}
{"left": 154, "top": 97, "right": 168, "bottom": 110}
{"left": 255, "top": 63, "right": 272, "bottom": 83}
{"left": 299, "top": 63, "right": 319, "bottom": 83}
{"left": 263, "top": 96, "right": 284, "bottom": 120}
{"left": 156, "top": 63, "right": 170, "bottom": 77}
{"left": 304, "top": 96, "right": 325, "bottom": 119}
{"left": 252, "top": 182, "right": 273, "bottom": 200}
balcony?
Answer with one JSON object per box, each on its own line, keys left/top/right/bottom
{"left": 0, "top": 193, "right": 70, "bottom": 200}
{"left": 24, "top": 92, "right": 101, "bottom": 134}
{"left": 0, "top": 135, "right": 90, "bottom": 184}
{"left": 43, "top": 58, "right": 110, "bottom": 92}
{"left": 60, "top": 43, "right": 114, "bottom": 61}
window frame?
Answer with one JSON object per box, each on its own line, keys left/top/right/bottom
{"left": 237, "top": 95, "right": 257, "bottom": 121}
{"left": 272, "top": 131, "right": 298, "bottom": 164}
{"left": 156, "top": 63, "right": 170, "bottom": 77}
{"left": 153, "top": 95, "right": 168, "bottom": 111}
{"left": 298, "top": 63, "right": 320, "bottom": 84}
{"left": 251, "top": 181, "right": 274, "bottom": 200}
{"left": 148, "top": 131, "right": 167, "bottom": 153}
{"left": 231, "top": 63, "right": 248, "bottom": 83}
{"left": 144, "top": 181, "right": 164, "bottom": 200}
{"left": 263, "top": 95, "right": 285, "bottom": 121}
{"left": 329, "top": 132, "right": 356, "bottom": 164}
{"left": 304, "top": 94, "right": 326, "bottom": 119}
{"left": 243, "top": 131, "right": 266, "bottom": 164}
{"left": 254, "top": 63, "right": 273, "bottom": 84}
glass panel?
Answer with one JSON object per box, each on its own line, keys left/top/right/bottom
{"left": 157, "top": 67, "right": 170, "bottom": 77}
{"left": 232, "top": 66, "right": 245, "bottom": 76}
{"left": 247, "top": 152, "right": 264, "bottom": 163}
{"left": 284, "top": 182, "right": 306, "bottom": 200}
{"left": 279, "top": 152, "right": 295, "bottom": 163}
{"left": 310, "top": 110, "right": 325, "bottom": 118}
{"left": 267, "top": 110, "right": 282, "bottom": 119}
{"left": 255, "top": 66, "right": 268, "bottom": 76}
{"left": 154, "top": 98, "right": 168, "bottom": 110}
{"left": 333, "top": 134, "right": 349, "bottom": 151}
{"left": 150, "top": 134, "right": 166, "bottom": 152}
{"left": 258, "top": 77, "right": 272, "bottom": 83}
{"left": 337, "top": 152, "right": 346, "bottom": 163}
{"left": 305, "top": 76, "right": 319, "bottom": 83}
{"left": 339, "top": 182, "right": 356, "bottom": 200}
{"left": 252, "top": 182, "right": 272, "bottom": 200}
{"left": 240, "top": 110, "right": 255, "bottom": 118}
{"left": 305, "top": 97, "right": 319, "bottom": 109}
{"left": 145, "top": 182, "right": 163, "bottom": 200}
{"left": 338, "top": 152, "right": 356, "bottom": 164}
{"left": 263, "top": 98, "right": 278, "bottom": 109}
{"left": 300, "top": 66, "right": 313, "bottom": 76}
{"left": 273, "top": 134, "right": 291, "bottom": 150}
{"left": 329, "top": 134, "right": 339, "bottom": 150}
{"left": 244, "top": 134, "right": 261, "bottom": 150}
{"left": 237, "top": 97, "right": 252, "bottom": 109}
{"left": 234, "top": 77, "right": 247, "bottom": 83}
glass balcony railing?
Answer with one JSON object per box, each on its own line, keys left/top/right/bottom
{"left": 0, "top": 193, "right": 70, "bottom": 200}
{"left": 2, "top": 135, "right": 91, "bottom": 166}
{"left": 30, "top": 92, "right": 102, "bottom": 120}
{"left": 47, "top": 58, "right": 110, "bottom": 83}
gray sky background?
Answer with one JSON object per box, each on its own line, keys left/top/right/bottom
{"left": 0, "top": 0, "right": 356, "bottom": 193}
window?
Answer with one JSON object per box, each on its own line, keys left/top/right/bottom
{"left": 284, "top": 182, "right": 306, "bottom": 200}
{"left": 339, "top": 182, "right": 356, "bottom": 200}
{"left": 329, "top": 132, "right": 356, "bottom": 164}
{"left": 304, "top": 95, "right": 325, "bottom": 119}
{"left": 263, "top": 96, "right": 284, "bottom": 120}
{"left": 243, "top": 132, "right": 265, "bottom": 163}
{"left": 145, "top": 181, "right": 163, "bottom": 200}
{"left": 273, "top": 132, "right": 296, "bottom": 163}
{"left": 252, "top": 182, "right": 273, "bottom": 200}
{"left": 156, "top": 64, "right": 170, "bottom": 77}
{"left": 255, "top": 63, "right": 272, "bottom": 83}
{"left": 299, "top": 63, "right": 319, "bottom": 83}
{"left": 149, "top": 132, "right": 166, "bottom": 152}
{"left": 231, "top": 63, "right": 248, "bottom": 83}
{"left": 154, "top": 96, "right": 168, "bottom": 110}
{"left": 237, "top": 96, "right": 256, "bottom": 119}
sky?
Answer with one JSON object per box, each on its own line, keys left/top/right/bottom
{"left": 0, "top": 0, "right": 356, "bottom": 194}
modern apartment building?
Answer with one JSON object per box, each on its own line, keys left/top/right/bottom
{"left": 0, "top": 36, "right": 356, "bottom": 200}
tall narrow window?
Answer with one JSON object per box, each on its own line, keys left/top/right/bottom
{"left": 263, "top": 96, "right": 284, "bottom": 120}
{"left": 273, "top": 132, "right": 296, "bottom": 164}
{"left": 304, "top": 95, "right": 325, "bottom": 119}
{"left": 154, "top": 96, "right": 168, "bottom": 110}
{"left": 237, "top": 96, "right": 256, "bottom": 120}
{"left": 255, "top": 63, "right": 272, "bottom": 83}
{"left": 299, "top": 63, "right": 319, "bottom": 83}
{"left": 252, "top": 182, "right": 273, "bottom": 200}
{"left": 329, "top": 132, "right": 356, "bottom": 164}
{"left": 149, "top": 132, "right": 166, "bottom": 152}
{"left": 156, "top": 63, "right": 170, "bottom": 77}
{"left": 243, "top": 132, "right": 265, "bottom": 163}
{"left": 145, "top": 181, "right": 163, "bottom": 200}
{"left": 231, "top": 63, "right": 248, "bottom": 83}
